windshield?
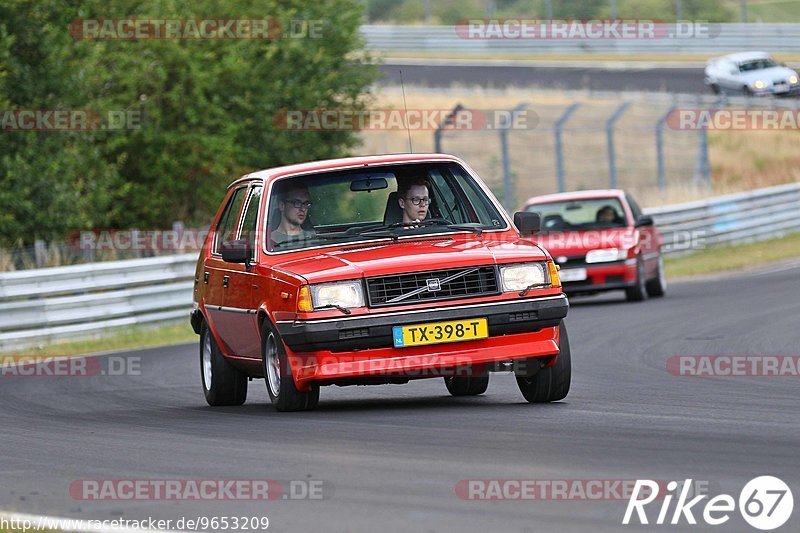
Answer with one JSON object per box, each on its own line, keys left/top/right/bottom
{"left": 265, "top": 162, "right": 506, "bottom": 251}
{"left": 526, "top": 197, "right": 628, "bottom": 231}
{"left": 739, "top": 58, "right": 778, "bottom": 72}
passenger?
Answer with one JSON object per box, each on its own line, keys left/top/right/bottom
{"left": 269, "top": 184, "right": 315, "bottom": 247}
{"left": 397, "top": 178, "right": 431, "bottom": 224}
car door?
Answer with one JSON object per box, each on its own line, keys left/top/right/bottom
{"left": 203, "top": 184, "right": 249, "bottom": 355}
{"left": 220, "top": 183, "right": 264, "bottom": 359}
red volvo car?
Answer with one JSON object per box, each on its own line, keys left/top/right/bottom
{"left": 523, "top": 189, "right": 666, "bottom": 302}
{"left": 192, "top": 154, "right": 570, "bottom": 411}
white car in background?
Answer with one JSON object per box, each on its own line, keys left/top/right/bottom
{"left": 704, "top": 51, "right": 799, "bottom": 96}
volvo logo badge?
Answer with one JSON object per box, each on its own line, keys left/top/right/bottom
{"left": 426, "top": 278, "right": 441, "bottom": 292}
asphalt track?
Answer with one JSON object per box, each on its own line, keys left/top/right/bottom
{"left": 379, "top": 62, "right": 707, "bottom": 93}
{"left": 2, "top": 261, "right": 800, "bottom": 532}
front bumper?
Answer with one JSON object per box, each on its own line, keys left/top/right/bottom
{"left": 559, "top": 261, "right": 637, "bottom": 294}
{"left": 276, "top": 294, "right": 569, "bottom": 353}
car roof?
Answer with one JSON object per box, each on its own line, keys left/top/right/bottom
{"left": 713, "top": 51, "right": 772, "bottom": 64}
{"left": 229, "top": 153, "right": 464, "bottom": 188}
{"left": 524, "top": 189, "right": 627, "bottom": 206}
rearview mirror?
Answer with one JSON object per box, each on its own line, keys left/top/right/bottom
{"left": 221, "top": 239, "right": 252, "bottom": 268}
{"left": 514, "top": 212, "right": 541, "bottom": 235}
{"left": 350, "top": 176, "right": 389, "bottom": 192}
{"left": 635, "top": 215, "right": 654, "bottom": 227}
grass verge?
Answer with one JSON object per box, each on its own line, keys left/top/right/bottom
{"left": 665, "top": 232, "right": 800, "bottom": 279}
{"left": 2, "top": 321, "right": 196, "bottom": 358}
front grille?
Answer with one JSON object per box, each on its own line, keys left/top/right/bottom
{"left": 366, "top": 266, "right": 499, "bottom": 307}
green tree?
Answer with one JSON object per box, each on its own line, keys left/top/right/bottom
{"left": 0, "top": 0, "right": 377, "bottom": 245}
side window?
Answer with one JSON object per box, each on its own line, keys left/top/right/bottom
{"left": 214, "top": 186, "right": 247, "bottom": 254}
{"left": 626, "top": 194, "right": 643, "bottom": 222}
{"left": 239, "top": 185, "right": 263, "bottom": 257}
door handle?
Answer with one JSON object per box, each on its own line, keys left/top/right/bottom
{"left": 223, "top": 275, "right": 229, "bottom": 288}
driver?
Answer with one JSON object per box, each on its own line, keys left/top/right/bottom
{"left": 596, "top": 205, "right": 620, "bottom": 224}
{"left": 397, "top": 178, "right": 431, "bottom": 224}
{"left": 269, "top": 184, "right": 315, "bottom": 247}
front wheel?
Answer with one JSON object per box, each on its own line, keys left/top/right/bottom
{"left": 262, "top": 321, "right": 319, "bottom": 412}
{"left": 200, "top": 322, "right": 248, "bottom": 406}
{"left": 625, "top": 258, "right": 648, "bottom": 302}
{"left": 646, "top": 255, "right": 667, "bottom": 297}
{"left": 516, "top": 322, "right": 571, "bottom": 403}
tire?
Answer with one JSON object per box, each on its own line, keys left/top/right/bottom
{"left": 516, "top": 322, "right": 571, "bottom": 403}
{"left": 200, "top": 322, "right": 248, "bottom": 406}
{"left": 743, "top": 85, "right": 754, "bottom": 97}
{"left": 645, "top": 255, "right": 667, "bottom": 298}
{"left": 444, "top": 374, "right": 489, "bottom": 396}
{"left": 710, "top": 83, "right": 721, "bottom": 95}
{"left": 262, "top": 321, "right": 319, "bottom": 412}
{"left": 625, "top": 258, "right": 648, "bottom": 302}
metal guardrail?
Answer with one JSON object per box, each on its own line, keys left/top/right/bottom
{"left": 645, "top": 182, "right": 800, "bottom": 254}
{"left": 362, "top": 24, "right": 800, "bottom": 55}
{"left": 0, "top": 183, "right": 798, "bottom": 350}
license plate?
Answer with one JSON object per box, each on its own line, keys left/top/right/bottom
{"left": 559, "top": 267, "right": 587, "bottom": 282}
{"left": 774, "top": 85, "right": 789, "bottom": 93}
{"left": 393, "top": 318, "right": 488, "bottom": 348}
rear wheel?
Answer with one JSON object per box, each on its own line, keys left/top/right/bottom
{"left": 516, "top": 322, "right": 571, "bottom": 403}
{"left": 444, "top": 374, "right": 489, "bottom": 396}
{"left": 200, "top": 322, "right": 248, "bottom": 406}
{"left": 646, "top": 255, "right": 667, "bottom": 297}
{"left": 710, "top": 83, "right": 721, "bottom": 94}
{"left": 262, "top": 321, "right": 319, "bottom": 412}
{"left": 625, "top": 258, "right": 648, "bottom": 302}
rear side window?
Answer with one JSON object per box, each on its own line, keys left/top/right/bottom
{"left": 214, "top": 186, "right": 247, "bottom": 254}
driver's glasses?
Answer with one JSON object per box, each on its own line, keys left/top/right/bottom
{"left": 286, "top": 199, "right": 312, "bottom": 210}
{"left": 406, "top": 196, "right": 430, "bottom": 206}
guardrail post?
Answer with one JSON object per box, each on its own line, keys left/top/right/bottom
{"left": 34, "top": 240, "right": 47, "bottom": 269}
{"left": 554, "top": 103, "right": 580, "bottom": 193}
{"left": 694, "top": 126, "right": 711, "bottom": 187}
{"left": 434, "top": 103, "right": 464, "bottom": 153}
{"left": 499, "top": 103, "right": 528, "bottom": 212}
{"left": 656, "top": 104, "right": 676, "bottom": 191}
{"left": 606, "top": 102, "right": 631, "bottom": 189}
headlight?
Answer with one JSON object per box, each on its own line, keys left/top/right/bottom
{"left": 310, "top": 281, "right": 365, "bottom": 309}
{"left": 500, "top": 263, "right": 547, "bottom": 292}
{"left": 585, "top": 248, "right": 628, "bottom": 263}
{"left": 790, "top": 75, "right": 799, "bottom": 84}
{"left": 753, "top": 80, "right": 766, "bottom": 89}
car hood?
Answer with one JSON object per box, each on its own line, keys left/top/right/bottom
{"left": 272, "top": 236, "right": 549, "bottom": 283}
{"left": 534, "top": 227, "right": 638, "bottom": 258}
{"left": 738, "top": 66, "right": 797, "bottom": 84}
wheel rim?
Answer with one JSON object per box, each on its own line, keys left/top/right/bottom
{"left": 265, "top": 333, "right": 281, "bottom": 397}
{"left": 202, "top": 332, "right": 213, "bottom": 391}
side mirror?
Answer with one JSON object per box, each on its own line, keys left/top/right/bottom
{"left": 635, "top": 215, "right": 654, "bottom": 227}
{"left": 514, "top": 211, "right": 541, "bottom": 235}
{"left": 221, "top": 239, "right": 252, "bottom": 268}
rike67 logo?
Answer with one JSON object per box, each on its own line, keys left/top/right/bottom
{"left": 623, "top": 476, "right": 793, "bottom": 530}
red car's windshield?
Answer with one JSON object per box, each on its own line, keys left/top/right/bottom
{"left": 526, "top": 198, "right": 628, "bottom": 231}
{"left": 266, "top": 162, "right": 507, "bottom": 251}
